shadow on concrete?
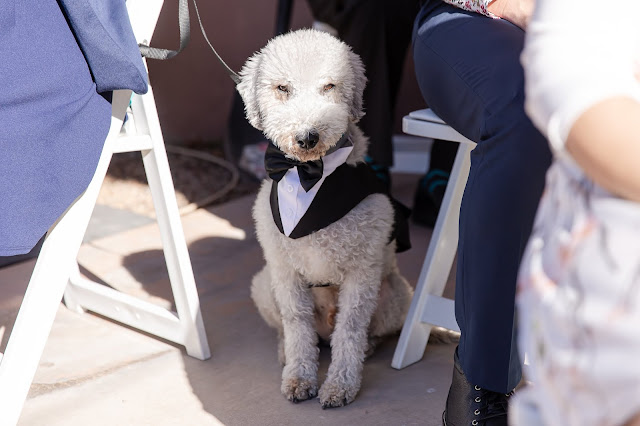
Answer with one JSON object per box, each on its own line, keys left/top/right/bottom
{"left": 2, "top": 174, "right": 457, "bottom": 425}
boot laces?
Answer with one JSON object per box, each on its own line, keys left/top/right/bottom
{"left": 475, "top": 388, "right": 513, "bottom": 423}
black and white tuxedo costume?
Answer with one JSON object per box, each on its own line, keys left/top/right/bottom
{"left": 265, "top": 137, "right": 411, "bottom": 252}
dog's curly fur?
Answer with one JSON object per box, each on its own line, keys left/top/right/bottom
{"left": 238, "top": 29, "right": 414, "bottom": 408}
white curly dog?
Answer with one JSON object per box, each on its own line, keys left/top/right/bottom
{"left": 237, "top": 29, "right": 414, "bottom": 408}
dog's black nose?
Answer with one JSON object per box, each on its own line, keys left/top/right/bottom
{"left": 297, "top": 131, "right": 320, "bottom": 149}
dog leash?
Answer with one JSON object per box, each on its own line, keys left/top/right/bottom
{"left": 138, "top": 0, "right": 241, "bottom": 84}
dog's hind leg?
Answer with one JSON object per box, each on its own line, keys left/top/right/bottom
{"left": 369, "top": 252, "right": 460, "bottom": 346}
{"left": 270, "top": 264, "right": 320, "bottom": 403}
{"left": 318, "top": 264, "right": 384, "bottom": 408}
{"left": 251, "top": 265, "right": 287, "bottom": 364}
{"left": 251, "top": 265, "right": 282, "bottom": 330}
{"left": 368, "top": 250, "right": 414, "bottom": 341}
{"left": 364, "top": 265, "right": 413, "bottom": 358}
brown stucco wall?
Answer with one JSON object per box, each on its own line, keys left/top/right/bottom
{"left": 146, "top": 0, "right": 425, "bottom": 146}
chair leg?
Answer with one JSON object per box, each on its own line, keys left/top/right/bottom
{"left": 134, "top": 88, "right": 210, "bottom": 360}
{"left": 62, "top": 88, "right": 210, "bottom": 360}
{"left": 0, "top": 113, "right": 121, "bottom": 424}
{"left": 392, "top": 142, "right": 473, "bottom": 369}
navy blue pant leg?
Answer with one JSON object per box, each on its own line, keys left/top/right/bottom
{"left": 412, "top": 1, "right": 552, "bottom": 393}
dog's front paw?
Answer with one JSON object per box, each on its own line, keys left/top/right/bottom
{"left": 318, "top": 376, "right": 360, "bottom": 409}
{"left": 281, "top": 376, "right": 318, "bottom": 403}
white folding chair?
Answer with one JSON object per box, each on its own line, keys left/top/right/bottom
{"left": 392, "top": 109, "right": 476, "bottom": 369}
{"left": 0, "top": 1, "right": 210, "bottom": 423}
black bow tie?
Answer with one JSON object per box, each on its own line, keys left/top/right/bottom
{"left": 264, "top": 143, "right": 323, "bottom": 192}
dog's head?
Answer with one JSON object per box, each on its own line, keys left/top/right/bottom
{"left": 236, "top": 29, "right": 367, "bottom": 162}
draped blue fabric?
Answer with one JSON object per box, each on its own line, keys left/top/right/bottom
{"left": 0, "top": 0, "right": 117, "bottom": 255}
{"left": 58, "top": 0, "right": 149, "bottom": 94}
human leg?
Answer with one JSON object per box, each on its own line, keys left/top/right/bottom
{"left": 412, "top": 0, "right": 551, "bottom": 422}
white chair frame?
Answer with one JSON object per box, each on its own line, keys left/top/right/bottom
{"left": 0, "top": 1, "right": 210, "bottom": 423}
{"left": 392, "top": 109, "right": 476, "bottom": 369}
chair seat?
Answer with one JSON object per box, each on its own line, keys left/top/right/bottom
{"left": 408, "top": 108, "right": 447, "bottom": 124}
{"left": 403, "top": 109, "right": 474, "bottom": 146}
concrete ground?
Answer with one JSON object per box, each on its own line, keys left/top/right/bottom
{"left": 0, "top": 173, "right": 457, "bottom": 426}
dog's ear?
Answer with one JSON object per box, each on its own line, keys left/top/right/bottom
{"left": 236, "top": 52, "right": 263, "bottom": 130}
{"left": 348, "top": 49, "right": 367, "bottom": 123}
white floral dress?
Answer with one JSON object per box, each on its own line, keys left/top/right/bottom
{"left": 510, "top": 0, "right": 640, "bottom": 425}
{"left": 512, "top": 159, "right": 640, "bottom": 426}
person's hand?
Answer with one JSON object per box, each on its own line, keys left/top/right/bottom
{"left": 488, "top": 0, "right": 535, "bottom": 30}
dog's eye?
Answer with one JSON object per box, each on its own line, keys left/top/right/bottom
{"left": 277, "top": 85, "right": 290, "bottom": 94}
{"left": 323, "top": 83, "right": 335, "bottom": 92}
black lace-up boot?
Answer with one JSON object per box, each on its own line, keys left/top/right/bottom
{"left": 442, "top": 349, "right": 513, "bottom": 426}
